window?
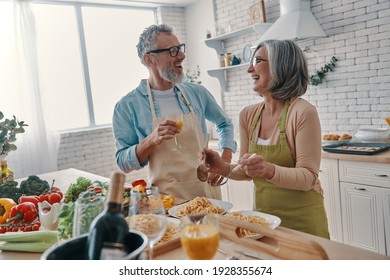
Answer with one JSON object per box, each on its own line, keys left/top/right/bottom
{"left": 32, "top": 2, "right": 155, "bottom": 131}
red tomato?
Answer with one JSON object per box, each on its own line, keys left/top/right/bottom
{"left": 38, "top": 193, "right": 49, "bottom": 203}
{"left": 56, "top": 191, "right": 64, "bottom": 199}
{"left": 48, "top": 192, "right": 62, "bottom": 204}
{"left": 0, "top": 227, "right": 6, "bottom": 234}
{"left": 50, "top": 186, "right": 61, "bottom": 193}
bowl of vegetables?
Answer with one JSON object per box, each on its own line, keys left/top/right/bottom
{"left": 41, "top": 230, "right": 148, "bottom": 260}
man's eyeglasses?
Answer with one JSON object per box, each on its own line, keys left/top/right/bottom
{"left": 146, "top": 43, "right": 185, "bottom": 57}
{"left": 252, "top": 56, "right": 268, "bottom": 68}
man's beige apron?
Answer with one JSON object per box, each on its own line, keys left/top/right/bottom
{"left": 146, "top": 83, "right": 221, "bottom": 200}
{"left": 249, "top": 100, "right": 329, "bottom": 238}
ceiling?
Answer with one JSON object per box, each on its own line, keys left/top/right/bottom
{"left": 115, "top": 0, "right": 197, "bottom": 7}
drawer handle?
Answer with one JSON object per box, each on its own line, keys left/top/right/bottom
{"left": 374, "top": 174, "right": 388, "bottom": 177}
{"left": 354, "top": 187, "right": 366, "bottom": 191}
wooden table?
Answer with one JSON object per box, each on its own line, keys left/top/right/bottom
{"left": 1, "top": 168, "right": 389, "bottom": 260}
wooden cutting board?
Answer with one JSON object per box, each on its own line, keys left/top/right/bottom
{"left": 154, "top": 215, "right": 328, "bottom": 260}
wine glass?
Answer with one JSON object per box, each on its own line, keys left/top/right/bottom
{"left": 172, "top": 114, "right": 184, "bottom": 150}
{"left": 127, "top": 186, "right": 167, "bottom": 260}
{"left": 180, "top": 214, "right": 220, "bottom": 260}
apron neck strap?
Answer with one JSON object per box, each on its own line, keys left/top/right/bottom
{"left": 147, "top": 82, "right": 193, "bottom": 120}
{"left": 249, "top": 99, "right": 291, "bottom": 141}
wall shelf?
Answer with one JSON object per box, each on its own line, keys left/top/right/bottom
{"left": 207, "top": 63, "right": 249, "bottom": 91}
{"left": 204, "top": 23, "right": 271, "bottom": 91}
{"left": 204, "top": 23, "right": 272, "bottom": 54}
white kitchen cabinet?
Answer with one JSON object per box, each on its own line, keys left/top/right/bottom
{"left": 224, "top": 179, "right": 253, "bottom": 212}
{"left": 319, "top": 158, "right": 343, "bottom": 242}
{"left": 338, "top": 160, "right": 389, "bottom": 255}
{"left": 204, "top": 23, "right": 271, "bottom": 91}
{"left": 340, "top": 182, "right": 386, "bottom": 255}
{"left": 382, "top": 188, "right": 390, "bottom": 255}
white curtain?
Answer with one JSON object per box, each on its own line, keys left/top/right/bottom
{"left": 0, "top": 0, "right": 59, "bottom": 179}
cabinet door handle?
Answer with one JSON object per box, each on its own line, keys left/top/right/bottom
{"left": 374, "top": 174, "right": 388, "bottom": 177}
{"left": 354, "top": 187, "right": 366, "bottom": 191}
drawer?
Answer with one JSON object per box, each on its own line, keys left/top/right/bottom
{"left": 339, "top": 160, "right": 390, "bottom": 188}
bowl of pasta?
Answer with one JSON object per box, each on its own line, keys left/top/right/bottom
{"left": 226, "top": 211, "right": 281, "bottom": 239}
{"left": 168, "top": 197, "right": 233, "bottom": 219}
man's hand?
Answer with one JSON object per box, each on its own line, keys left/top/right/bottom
{"left": 202, "top": 148, "right": 232, "bottom": 186}
{"left": 136, "top": 120, "right": 179, "bottom": 164}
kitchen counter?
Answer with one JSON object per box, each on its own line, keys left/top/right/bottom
{"left": 1, "top": 168, "right": 389, "bottom": 260}
{"left": 210, "top": 138, "right": 390, "bottom": 163}
{"left": 321, "top": 147, "right": 390, "bottom": 163}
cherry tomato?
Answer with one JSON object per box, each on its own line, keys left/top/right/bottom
{"left": 48, "top": 192, "right": 62, "bottom": 204}
{"left": 0, "top": 227, "right": 6, "bottom": 234}
{"left": 23, "top": 225, "right": 31, "bottom": 232}
{"left": 32, "top": 224, "right": 40, "bottom": 231}
{"left": 93, "top": 187, "right": 102, "bottom": 194}
{"left": 12, "top": 227, "right": 18, "bottom": 232}
{"left": 34, "top": 220, "right": 41, "bottom": 227}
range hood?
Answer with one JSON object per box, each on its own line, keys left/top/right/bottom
{"left": 258, "top": 0, "right": 326, "bottom": 41}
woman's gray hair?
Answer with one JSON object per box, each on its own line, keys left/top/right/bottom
{"left": 253, "top": 39, "right": 309, "bottom": 99}
{"left": 136, "top": 24, "right": 173, "bottom": 65}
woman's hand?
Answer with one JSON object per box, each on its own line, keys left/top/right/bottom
{"left": 238, "top": 153, "right": 275, "bottom": 180}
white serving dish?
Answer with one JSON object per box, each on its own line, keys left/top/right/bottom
{"left": 168, "top": 198, "right": 233, "bottom": 218}
{"left": 355, "top": 127, "right": 389, "bottom": 143}
{"left": 228, "top": 210, "right": 281, "bottom": 239}
{"left": 322, "top": 139, "right": 352, "bottom": 146}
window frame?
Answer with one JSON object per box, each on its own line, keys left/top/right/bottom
{"left": 33, "top": 0, "right": 156, "bottom": 131}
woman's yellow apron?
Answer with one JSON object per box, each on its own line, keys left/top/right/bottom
{"left": 249, "top": 100, "right": 329, "bottom": 238}
{"left": 146, "top": 83, "right": 221, "bottom": 200}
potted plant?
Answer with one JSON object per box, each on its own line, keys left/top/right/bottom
{"left": 0, "top": 111, "right": 28, "bottom": 157}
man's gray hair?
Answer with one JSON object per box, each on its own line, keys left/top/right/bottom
{"left": 252, "top": 39, "right": 309, "bottom": 100}
{"left": 136, "top": 24, "right": 173, "bottom": 65}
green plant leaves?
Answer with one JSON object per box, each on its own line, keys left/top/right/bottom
{"left": 310, "top": 56, "right": 338, "bottom": 86}
{"left": 0, "top": 111, "right": 28, "bottom": 156}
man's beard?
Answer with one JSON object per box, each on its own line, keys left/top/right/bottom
{"left": 161, "top": 67, "right": 184, "bottom": 84}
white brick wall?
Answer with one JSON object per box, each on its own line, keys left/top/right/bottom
{"left": 213, "top": 0, "right": 390, "bottom": 135}
{"left": 56, "top": 0, "right": 390, "bottom": 180}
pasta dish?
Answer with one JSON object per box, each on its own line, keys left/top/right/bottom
{"left": 227, "top": 212, "right": 269, "bottom": 237}
{"left": 156, "top": 221, "right": 180, "bottom": 245}
{"left": 175, "top": 197, "right": 225, "bottom": 217}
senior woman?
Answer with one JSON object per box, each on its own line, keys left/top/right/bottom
{"left": 203, "top": 39, "right": 329, "bottom": 238}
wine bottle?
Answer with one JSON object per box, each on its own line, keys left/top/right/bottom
{"left": 86, "top": 172, "right": 129, "bottom": 260}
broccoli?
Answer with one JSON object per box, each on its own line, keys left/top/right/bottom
{"left": 19, "top": 175, "right": 50, "bottom": 196}
{"left": 0, "top": 180, "right": 23, "bottom": 202}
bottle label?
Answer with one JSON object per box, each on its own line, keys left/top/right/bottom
{"left": 100, "top": 242, "right": 127, "bottom": 260}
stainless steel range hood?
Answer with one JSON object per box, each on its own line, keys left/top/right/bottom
{"left": 258, "top": 0, "right": 326, "bottom": 41}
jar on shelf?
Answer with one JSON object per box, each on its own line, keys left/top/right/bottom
{"left": 219, "top": 54, "right": 225, "bottom": 67}
{"left": 225, "top": 53, "right": 232, "bottom": 67}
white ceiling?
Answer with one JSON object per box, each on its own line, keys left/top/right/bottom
{"left": 115, "top": 0, "right": 197, "bottom": 7}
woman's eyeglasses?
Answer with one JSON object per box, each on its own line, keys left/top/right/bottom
{"left": 251, "top": 56, "right": 268, "bottom": 67}
{"left": 146, "top": 43, "right": 185, "bottom": 57}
